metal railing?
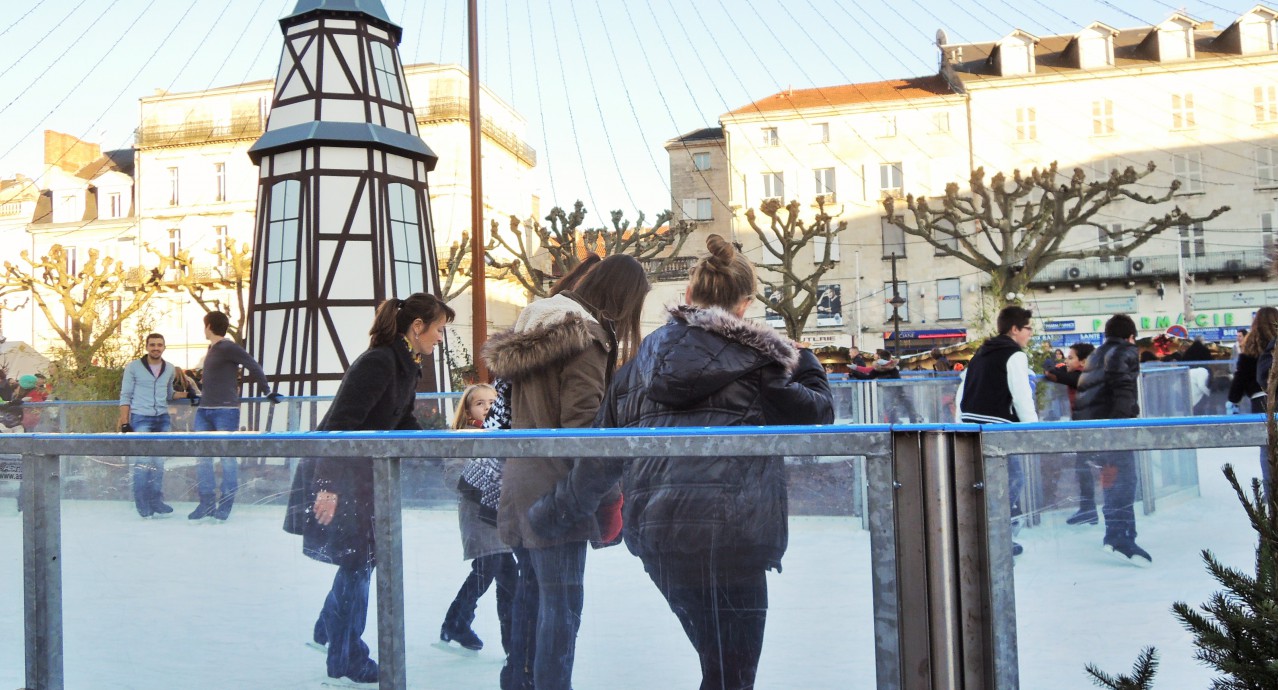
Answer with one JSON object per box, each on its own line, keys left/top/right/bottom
{"left": 1029, "top": 249, "right": 1268, "bottom": 286}
{"left": 1, "top": 416, "right": 1268, "bottom": 690}
{"left": 413, "top": 97, "right": 537, "bottom": 166}
{"left": 135, "top": 115, "right": 266, "bottom": 148}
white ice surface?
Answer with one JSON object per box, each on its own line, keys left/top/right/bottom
{"left": 0, "top": 447, "right": 1265, "bottom": 689}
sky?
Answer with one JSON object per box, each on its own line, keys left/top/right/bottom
{"left": 0, "top": 0, "right": 1258, "bottom": 224}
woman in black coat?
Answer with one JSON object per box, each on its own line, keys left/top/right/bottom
{"left": 532, "top": 235, "right": 833, "bottom": 690}
{"left": 284, "top": 293, "right": 454, "bottom": 684}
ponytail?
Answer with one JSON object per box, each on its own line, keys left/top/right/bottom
{"left": 369, "top": 293, "right": 456, "bottom": 348}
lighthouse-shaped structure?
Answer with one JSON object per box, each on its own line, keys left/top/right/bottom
{"left": 247, "top": 0, "right": 445, "bottom": 399}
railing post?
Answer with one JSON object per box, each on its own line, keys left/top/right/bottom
{"left": 24, "top": 453, "right": 63, "bottom": 690}
{"left": 872, "top": 430, "right": 1019, "bottom": 690}
{"left": 372, "top": 457, "right": 406, "bottom": 690}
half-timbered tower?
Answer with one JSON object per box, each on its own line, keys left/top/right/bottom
{"left": 247, "top": 0, "right": 445, "bottom": 399}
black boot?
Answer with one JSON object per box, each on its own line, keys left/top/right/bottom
{"left": 440, "top": 600, "right": 484, "bottom": 650}
{"left": 213, "top": 494, "right": 234, "bottom": 520}
{"left": 188, "top": 494, "right": 216, "bottom": 520}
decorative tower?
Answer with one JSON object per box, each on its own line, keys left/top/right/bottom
{"left": 247, "top": 0, "right": 446, "bottom": 401}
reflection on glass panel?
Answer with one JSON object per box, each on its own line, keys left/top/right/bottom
{"left": 0, "top": 451, "right": 19, "bottom": 690}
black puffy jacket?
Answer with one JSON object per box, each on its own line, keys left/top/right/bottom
{"left": 1074, "top": 337, "right": 1140, "bottom": 421}
{"left": 605, "top": 305, "right": 833, "bottom": 573}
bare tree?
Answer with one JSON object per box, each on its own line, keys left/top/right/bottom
{"left": 146, "top": 240, "right": 252, "bottom": 341}
{"left": 437, "top": 221, "right": 522, "bottom": 304}
{"left": 884, "top": 162, "right": 1230, "bottom": 305}
{"left": 743, "top": 196, "right": 847, "bottom": 342}
{"left": 486, "top": 201, "right": 696, "bottom": 298}
{"left": 1, "top": 244, "right": 164, "bottom": 369}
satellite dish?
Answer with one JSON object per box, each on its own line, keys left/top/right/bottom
{"left": 936, "top": 29, "right": 948, "bottom": 46}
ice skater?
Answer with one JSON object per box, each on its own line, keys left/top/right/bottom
{"left": 118, "top": 333, "right": 188, "bottom": 518}
{"left": 438, "top": 383, "right": 516, "bottom": 654}
{"left": 283, "top": 293, "right": 454, "bottom": 685}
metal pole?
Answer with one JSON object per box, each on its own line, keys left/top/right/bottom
{"left": 890, "top": 252, "right": 903, "bottom": 358}
{"left": 24, "top": 453, "right": 63, "bottom": 690}
{"left": 921, "top": 431, "right": 961, "bottom": 689}
{"left": 468, "top": 0, "right": 489, "bottom": 382}
{"left": 373, "top": 457, "right": 407, "bottom": 690}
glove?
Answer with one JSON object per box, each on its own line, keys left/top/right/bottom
{"left": 189, "top": 394, "right": 201, "bottom": 407}
{"left": 266, "top": 391, "right": 283, "bottom": 405}
{"left": 1225, "top": 401, "right": 1239, "bottom": 415}
{"left": 527, "top": 492, "right": 578, "bottom": 542}
{"left": 120, "top": 423, "right": 134, "bottom": 433}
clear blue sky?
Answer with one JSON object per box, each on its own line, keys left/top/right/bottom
{"left": 0, "top": 0, "right": 1251, "bottom": 224}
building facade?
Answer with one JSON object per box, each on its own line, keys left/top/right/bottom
{"left": 700, "top": 6, "right": 1278, "bottom": 353}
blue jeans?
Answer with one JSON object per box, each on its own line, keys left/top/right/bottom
{"left": 130, "top": 413, "right": 170, "bottom": 514}
{"left": 194, "top": 407, "right": 239, "bottom": 499}
{"left": 507, "top": 543, "right": 586, "bottom": 690}
{"left": 315, "top": 564, "right": 373, "bottom": 677}
{"left": 1098, "top": 450, "right": 1138, "bottom": 541}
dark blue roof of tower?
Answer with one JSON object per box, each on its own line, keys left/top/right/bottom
{"left": 248, "top": 122, "right": 438, "bottom": 171}
{"left": 284, "top": 0, "right": 401, "bottom": 36}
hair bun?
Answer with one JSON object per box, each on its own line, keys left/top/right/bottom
{"left": 705, "top": 234, "right": 734, "bottom": 265}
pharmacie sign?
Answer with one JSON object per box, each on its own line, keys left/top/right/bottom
{"left": 1085, "top": 310, "right": 1250, "bottom": 332}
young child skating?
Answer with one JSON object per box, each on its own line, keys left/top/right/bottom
{"left": 439, "top": 384, "right": 517, "bottom": 653}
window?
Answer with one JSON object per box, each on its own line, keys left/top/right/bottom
{"left": 107, "top": 297, "right": 122, "bottom": 322}
{"left": 812, "top": 122, "right": 829, "bottom": 144}
{"left": 167, "top": 228, "right": 181, "bottom": 259}
{"left": 1261, "top": 212, "right": 1274, "bottom": 255}
{"left": 681, "top": 198, "right": 712, "bottom": 221}
{"left": 932, "top": 111, "right": 951, "bottom": 133}
{"left": 1092, "top": 99, "right": 1114, "bottom": 135}
{"left": 388, "top": 183, "right": 424, "bottom": 293}
{"left": 1098, "top": 223, "right": 1121, "bottom": 261}
{"left": 1255, "top": 86, "right": 1278, "bottom": 123}
{"left": 933, "top": 216, "right": 960, "bottom": 254}
{"left": 762, "top": 172, "right": 784, "bottom": 200}
{"left": 214, "top": 225, "right": 229, "bottom": 269}
{"left": 1257, "top": 147, "right": 1278, "bottom": 186}
{"left": 1079, "top": 34, "right": 1113, "bottom": 67}
{"left": 65, "top": 246, "right": 78, "bottom": 275}
{"left": 879, "top": 162, "right": 903, "bottom": 198}
{"left": 762, "top": 127, "right": 778, "bottom": 146}
{"left": 883, "top": 280, "right": 909, "bottom": 322}
{"left": 691, "top": 152, "right": 711, "bottom": 171}
{"left": 108, "top": 192, "right": 122, "bottom": 218}
{"left": 265, "top": 180, "right": 301, "bottom": 303}
{"left": 1171, "top": 93, "right": 1195, "bottom": 129}
{"left": 881, "top": 116, "right": 897, "bottom": 138}
{"left": 1172, "top": 152, "right": 1204, "bottom": 193}
{"left": 881, "top": 215, "right": 905, "bottom": 259}
{"left": 214, "top": 162, "right": 226, "bottom": 202}
{"left": 1015, "top": 107, "right": 1036, "bottom": 141}
{"left": 1179, "top": 221, "right": 1205, "bottom": 259}
{"left": 370, "top": 42, "right": 403, "bottom": 103}
{"left": 1091, "top": 157, "right": 1124, "bottom": 183}
{"left": 814, "top": 168, "right": 836, "bottom": 203}
{"left": 167, "top": 167, "right": 180, "bottom": 206}
{"left": 937, "top": 278, "right": 962, "bottom": 320}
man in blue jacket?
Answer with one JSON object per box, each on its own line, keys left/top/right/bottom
{"left": 118, "top": 333, "right": 187, "bottom": 518}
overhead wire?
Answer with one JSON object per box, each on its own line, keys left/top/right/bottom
{"left": 542, "top": 0, "right": 599, "bottom": 213}
{"left": 0, "top": 0, "right": 122, "bottom": 118}
{"left": 0, "top": 0, "right": 43, "bottom": 42}
{"left": 0, "top": 0, "right": 90, "bottom": 81}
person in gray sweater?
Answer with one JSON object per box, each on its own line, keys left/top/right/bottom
{"left": 189, "top": 311, "right": 278, "bottom": 520}
{"left": 118, "top": 333, "right": 188, "bottom": 518}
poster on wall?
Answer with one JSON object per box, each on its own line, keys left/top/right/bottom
{"left": 763, "top": 286, "right": 784, "bottom": 327}
{"left": 816, "top": 284, "right": 843, "bottom": 327}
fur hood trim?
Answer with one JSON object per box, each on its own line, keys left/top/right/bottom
{"left": 483, "top": 296, "right": 607, "bottom": 380}
{"left": 667, "top": 304, "right": 799, "bottom": 373}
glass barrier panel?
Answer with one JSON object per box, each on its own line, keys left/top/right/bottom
{"left": 1137, "top": 367, "right": 1200, "bottom": 505}
{"left": 1013, "top": 444, "right": 1266, "bottom": 689}
{"left": 0, "top": 449, "right": 20, "bottom": 690}
{"left": 404, "top": 451, "right": 874, "bottom": 688}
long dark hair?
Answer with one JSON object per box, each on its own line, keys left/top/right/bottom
{"left": 549, "top": 253, "right": 601, "bottom": 296}
{"left": 569, "top": 254, "right": 649, "bottom": 363}
{"left": 369, "top": 293, "right": 455, "bottom": 348}
{"left": 1244, "top": 306, "right": 1278, "bottom": 358}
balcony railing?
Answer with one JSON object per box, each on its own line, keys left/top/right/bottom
{"left": 135, "top": 115, "right": 266, "bottom": 149}
{"left": 638, "top": 255, "right": 696, "bottom": 282}
{"left": 414, "top": 97, "right": 537, "bottom": 166}
{"left": 1029, "top": 250, "right": 1268, "bottom": 286}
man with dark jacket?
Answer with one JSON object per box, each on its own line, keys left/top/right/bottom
{"left": 956, "top": 305, "right": 1037, "bottom": 556}
{"left": 1045, "top": 342, "right": 1098, "bottom": 524}
{"left": 1074, "top": 314, "right": 1151, "bottom": 566}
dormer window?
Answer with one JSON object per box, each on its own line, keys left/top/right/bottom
{"left": 54, "top": 193, "right": 83, "bottom": 224}
{"left": 1151, "top": 14, "right": 1199, "bottom": 62}
{"left": 108, "top": 192, "right": 122, "bottom": 218}
{"left": 1074, "top": 23, "right": 1117, "bottom": 68}
{"left": 1238, "top": 7, "right": 1278, "bottom": 53}
{"left": 994, "top": 31, "right": 1038, "bottom": 76}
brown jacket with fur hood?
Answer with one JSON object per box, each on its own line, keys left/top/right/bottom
{"left": 482, "top": 292, "right": 615, "bottom": 549}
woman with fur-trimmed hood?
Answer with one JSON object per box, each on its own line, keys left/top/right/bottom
{"left": 530, "top": 235, "right": 833, "bottom": 690}
{"left": 482, "top": 254, "right": 649, "bottom": 690}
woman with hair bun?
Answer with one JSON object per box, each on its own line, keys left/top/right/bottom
{"left": 531, "top": 234, "right": 834, "bottom": 690}
{"left": 284, "top": 293, "right": 454, "bottom": 685}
